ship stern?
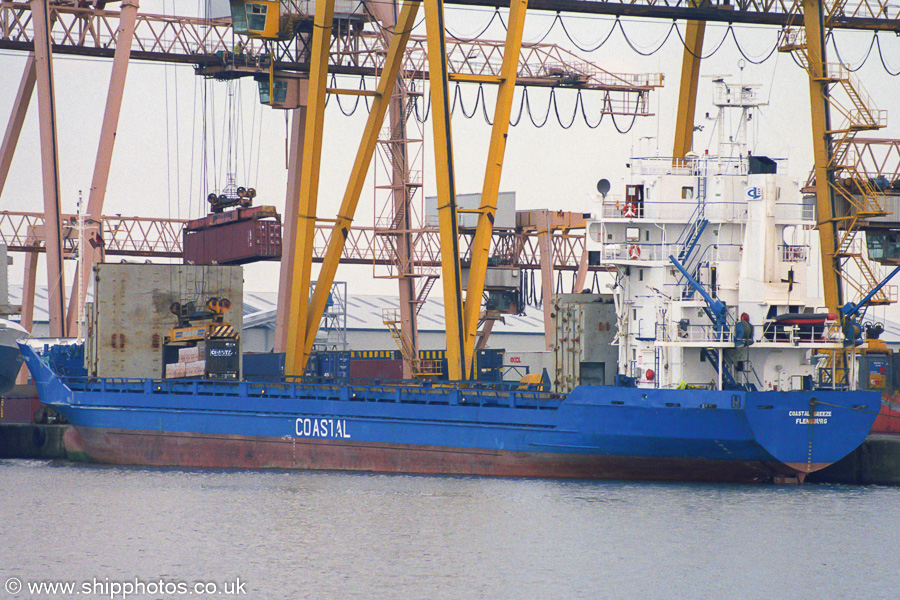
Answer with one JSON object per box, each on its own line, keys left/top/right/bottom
{"left": 744, "top": 390, "right": 880, "bottom": 477}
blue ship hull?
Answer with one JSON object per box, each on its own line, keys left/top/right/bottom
{"left": 21, "top": 344, "right": 879, "bottom": 483}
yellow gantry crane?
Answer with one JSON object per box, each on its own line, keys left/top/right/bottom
{"left": 284, "top": 0, "right": 531, "bottom": 380}
{"left": 234, "top": 0, "right": 536, "bottom": 379}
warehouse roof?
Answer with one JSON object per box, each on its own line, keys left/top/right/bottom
{"left": 242, "top": 290, "right": 546, "bottom": 335}
{"left": 10, "top": 285, "right": 546, "bottom": 336}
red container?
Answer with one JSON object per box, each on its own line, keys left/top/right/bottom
{"left": 183, "top": 219, "right": 281, "bottom": 265}
{"left": 872, "top": 395, "right": 900, "bottom": 434}
{"left": 349, "top": 359, "right": 404, "bottom": 381}
{"left": 1, "top": 389, "right": 42, "bottom": 424}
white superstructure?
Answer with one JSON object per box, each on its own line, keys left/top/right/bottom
{"left": 587, "top": 80, "right": 854, "bottom": 392}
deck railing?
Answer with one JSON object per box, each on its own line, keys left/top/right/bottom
{"left": 62, "top": 375, "right": 565, "bottom": 410}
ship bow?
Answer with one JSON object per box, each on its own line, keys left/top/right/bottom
{"left": 18, "top": 342, "right": 74, "bottom": 410}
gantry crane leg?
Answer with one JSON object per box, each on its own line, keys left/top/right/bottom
{"left": 803, "top": 0, "right": 842, "bottom": 312}
{"left": 274, "top": 100, "right": 308, "bottom": 353}
{"left": 284, "top": 0, "right": 336, "bottom": 375}
{"left": 67, "top": 0, "right": 139, "bottom": 333}
{"left": 537, "top": 210, "right": 554, "bottom": 350}
{"left": 297, "top": 0, "right": 423, "bottom": 370}
{"left": 364, "top": 0, "right": 420, "bottom": 379}
{"left": 0, "top": 54, "right": 35, "bottom": 197}
{"left": 16, "top": 228, "right": 39, "bottom": 384}
{"left": 461, "top": 0, "right": 528, "bottom": 379}
{"left": 423, "top": 0, "right": 466, "bottom": 380}
{"left": 395, "top": 142, "right": 420, "bottom": 379}
{"left": 672, "top": 17, "right": 705, "bottom": 159}
{"left": 573, "top": 246, "right": 589, "bottom": 293}
{"left": 30, "top": 0, "right": 66, "bottom": 337}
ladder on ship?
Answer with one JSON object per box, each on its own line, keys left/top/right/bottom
{"left": 674, "top": 189, "right": 709, "bottom": 300}
{"left": 700, "top": 347, "right": 759, "bottom": 391}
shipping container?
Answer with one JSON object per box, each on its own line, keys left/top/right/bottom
{"left": 243, "top": 352, "right": 286, "bottom": 378}
{"left": 348, "top": 358, "right": 403, "bottom": 380}
{"left": 0, "top": 386, "right": 42, "bottom": 424}
{"left": 414, "top": 349, "right": 506, "bottom": 382}
{"left": 553, "top": 293, "right": 617, "bottom": 392}
{"left": 206, "top": 339, "right": 240, "bottom": 378}
{"left": 183, "top": 219, "right": 281, "bottom": 265}
{"left": 503, "top": 351, "right": 553, "bottom": 382}
{"left": 306, "top": 351, "right": 350, "bottom": 378}
{"left": 349, "top": 350, "right": 402, "bottom": 360}
{"left": 475, "top": 349, "right": 504, "bottom": 382}
{"left": 185, "top": 205, "right": 277, "bottom": 231}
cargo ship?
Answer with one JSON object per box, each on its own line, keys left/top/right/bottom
{"left": 0, "top": 318, "right": 28, "bottom": 395}
{"left": 19, "top": 80, "right": 884, "bottom": 484}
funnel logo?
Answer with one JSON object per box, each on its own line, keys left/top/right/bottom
{"left": 745, "top": 186, "right": 763, "bottom": 200}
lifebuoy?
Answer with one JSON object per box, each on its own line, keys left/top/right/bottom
{"left": 622, "top": 203, "right": 637, "bottom": 218}
{"left": 645, "top": 369, "right": 655, "bottom": 381}
{"left": 628, "top": 244, "right": 641, "bottom": 259}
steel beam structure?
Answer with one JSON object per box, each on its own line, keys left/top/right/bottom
{"left": 462, "top": 0, "right": 528, "bottom": 378}
{"left": 803, "top": 0, "right": 842, "bottom": 312}
{"left": 301, "top": 0, "right": 423, "bottom": 368}
{"left": 365, "top": 0, "right": 422, "bottom": 379}
{"left": 0, "top": 3, "right": 662, "bottom": 105}
{"left": 0, "top": 54, "right": 35, "bottom": 197}
{"left": 0, "top": 0, "right": 897, "bottom": 65}
{"left": 284, "top": 0, "right": 335, "bottom": 376}
{"left": 274, "top": 103, "right": 306, "bottom": 353}
{"left": 672, "top": 15, "right": 704, "bottom": 158}
{"left": 445, "top": 0, "right": 900, "bottom": 30}
{"left": 425, "top": 0, "right": 466, "bottom": 380}
{"left": 803, "top": 138, "right": 900, "bottom": 189}
{"left": 16, "top": 225, "right": 38, "bottom": 384}
{"left": 30, "top": 0, "right": 66, "bottom": 337}
{"left": 0, "top": 210, "right": 599, "bottom": 269}
{"left": 71, "top": 0, "right": 138, "bottom": 333}
{"left": 536, "top": 211, "right": 554, "bottom": 350}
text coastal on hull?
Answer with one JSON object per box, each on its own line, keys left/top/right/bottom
{"left": 295, "top": 418, "right": 351, "bottom": 439}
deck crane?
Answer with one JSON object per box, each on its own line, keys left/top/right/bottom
{"left": 840, "top": 264, "right": 900, "bottom": 346}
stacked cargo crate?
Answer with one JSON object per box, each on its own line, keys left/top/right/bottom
{"left": 163, "top": 340, "right": 240, "bottom": 380}
{"left": 165, "top": 345, "right": 205, "bottom": 379}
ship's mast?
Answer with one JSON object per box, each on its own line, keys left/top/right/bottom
{"left": 709, "top": 76, "right": 766, "bottom": 160}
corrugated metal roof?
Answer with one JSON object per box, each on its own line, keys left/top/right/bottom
{"left": 241, "top": 290, "right": 545, "bottom": 334}
{"left": 12, "top": 285, "right": 545, "bottom": 335}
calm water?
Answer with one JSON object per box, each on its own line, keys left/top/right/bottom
{"left": 2, "top": 459, "right": 899, "bottom": 600}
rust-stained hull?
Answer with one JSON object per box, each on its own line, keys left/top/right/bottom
{"left": 23, "top": 343, "right": 880, "bottom": 485}
{"left": 67, "top": 426, "right": 808, "bottom": 484}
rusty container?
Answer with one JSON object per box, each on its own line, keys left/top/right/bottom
{"left": 183, "top": 219, "right": 281, "bottom": 266}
